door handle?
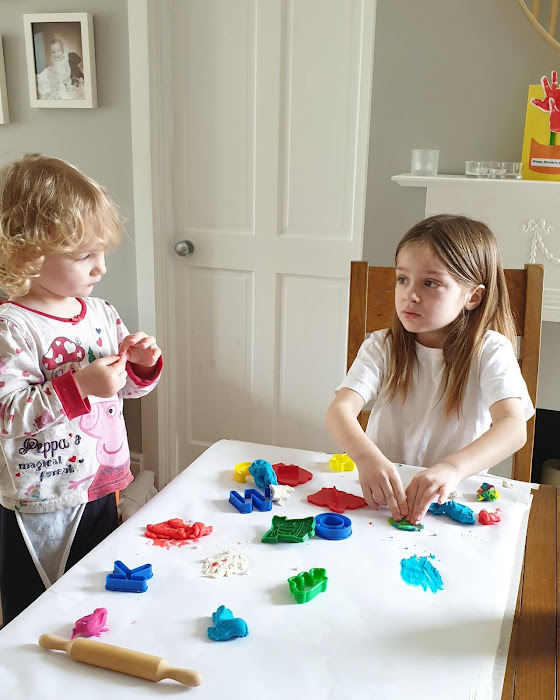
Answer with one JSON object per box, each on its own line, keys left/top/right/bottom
{"left": 174, "top": 239, "right": 195, "bottom": 257}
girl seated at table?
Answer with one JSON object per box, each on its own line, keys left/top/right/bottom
{"left": 326, "top": 214, "right": 533, "bottom": 527}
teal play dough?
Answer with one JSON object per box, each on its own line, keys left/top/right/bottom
{"left": 400, "top": 555, "right": 443, "bottom": 593}
{"left": 207, "top": 605, "right": 249, "bottom": 641}
{"left": 428, "top": 500, "right": 475, "bottom": 524}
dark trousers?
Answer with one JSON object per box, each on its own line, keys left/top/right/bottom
{"left": 0, "top": 493, "right": 117, "bottom": 626}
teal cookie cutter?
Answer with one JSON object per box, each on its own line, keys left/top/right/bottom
{"left": 287, "top": 567, "right": 328, "bottom": 603}
{"left": 262, "top": 515, "right": 315, "bottom": 543}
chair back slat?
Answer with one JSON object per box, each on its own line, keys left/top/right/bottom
{"left": 505, "top": 269, "right": 527, "bottom": 336}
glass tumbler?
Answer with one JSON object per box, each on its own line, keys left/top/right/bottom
{"left": 411, "top": 149, "right": 439, "bottom": 176}
{"left": 487, "top": 161, "right": 506, "bottom": 179}
{"left": 503, "top": 162, "right": 523, "bottom": 179}
{"left": 465, "top": 161, "right": 483, "bottom": 177}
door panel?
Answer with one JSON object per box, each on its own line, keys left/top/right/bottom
{"left": 171, "top": 0, "right": 375, "bottom": 466}
{"left": 186, "top": 268, "right": 253, "bottom": 448}
{"left": 280, "top": 0, "right": 362, "bottom": 237}
{"left": 275, "top": 274, "right": 349, "bottom": 449}
{"left": 175, "top": 0, "right": 255, "bottom": 234}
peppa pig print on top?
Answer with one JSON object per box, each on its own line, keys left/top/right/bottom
{"left": 0, "top": 297, "right": 162, "bottom": 513}
{"left": 79, "top": 399, "right": 130, "bottom": 500}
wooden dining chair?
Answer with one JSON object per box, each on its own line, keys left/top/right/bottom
{"left": 347, "top": 261, "right": 544, "bottom": 482}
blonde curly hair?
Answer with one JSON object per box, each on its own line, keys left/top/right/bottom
{"left": 0, "top": 154, "right": 123, "bottom": 296}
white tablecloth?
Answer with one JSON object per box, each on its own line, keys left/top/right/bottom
{"left": 0, "top": 440, "right": 533, "bottom": 700}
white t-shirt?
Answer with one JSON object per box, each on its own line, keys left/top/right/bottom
{"left": 338, "top": 329, "right": 534, "bottom": 468}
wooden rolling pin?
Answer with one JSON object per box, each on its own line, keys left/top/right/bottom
{"left": 39, "top": 634, "right": 202, "bottom": 687}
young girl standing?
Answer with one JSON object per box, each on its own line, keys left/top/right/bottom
{"left": 326, "top": 214, "right": 533, "bottom": 527}
{"left": 0, "top": 154, "right": 162, "bottom": 625}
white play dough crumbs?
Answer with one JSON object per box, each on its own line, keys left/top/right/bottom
{"left": 202, "top": 550, "right": 249, "bottom": 578}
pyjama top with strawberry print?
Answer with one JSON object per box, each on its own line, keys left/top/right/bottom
{"left": 0, "top": 297, "right": 162, "bottom": 513}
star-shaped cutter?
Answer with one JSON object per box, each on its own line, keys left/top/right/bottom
{"left": 105, "top": 560, "right": 153, "bottom": 593}
{"left": 329, "top": 453, "right": 356, "bottom": 472}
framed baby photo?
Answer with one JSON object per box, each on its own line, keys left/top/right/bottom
{"left": 0, "top": 35, "right": 9, "bottom": 124}
{"left": 23, "top": 13, "right": 97, "bottom": 109}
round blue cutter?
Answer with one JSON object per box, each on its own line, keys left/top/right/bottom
{"left": 314, "top": 512, "right": 352, "bottom": 540}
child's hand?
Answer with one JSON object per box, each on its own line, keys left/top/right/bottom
{"left": 405, "top": 461, "right": 461, "bottom": 525}
{"left": 357, "top": 455, "right": 408, "bottom": 522}
{"left": 74, "top": 355, "right": 128, "bottom": 399}
{"left": 118, "top": 332, "right": 161, "bottom": 367}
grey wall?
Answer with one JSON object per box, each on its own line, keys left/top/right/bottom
{"left": 365, "top": 0, "right": 560, "bottom": 410}
{"left": 0, "top": 0, "right": 141, "bottom": 448}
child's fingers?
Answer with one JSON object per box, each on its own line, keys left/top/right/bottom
{"left": 411, "top": 484, "right": 438, "bottom": 524}
{"left": 119, "top": 332, "right": 147, "bottom": 355}
{"left": 437, "top": 485, "right": 451, "bottom": 505}
{"left": 146, "top": 348, "right": 162, "bottom": 366}
{"left": 385, "top": 489, "right": 403, "bottom": 521}
{"left": 136, "top": 336, "right": 157, "bottom": 349}
{"left": 405, "top": 478, "right": 419, "bottom": 514}
{"left": 370, "top": 483, "right": 387, "bottom": 509}
{"left": 94, "top": 354, "right": 122, "bottom": 366}
{"left": 390, "top": 474, "right": 408, "bottom": 519}
{"left": 407, "top": 481, "right": 427, "bottom": 524}
{"left": 360, "top": 478, "right": 381, "bottom": 510}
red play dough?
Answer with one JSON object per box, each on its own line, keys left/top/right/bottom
{"left": 307, "top": 486, "right": 367, "bottom": 514}
{"left": 145, "top": 519, "right": 213, "bottom": 540}
{"left": 478, "top": 509, "right": 502, "bottom": 525}
{"left": 272, "top": 463, "right": 313, "bottom": 487}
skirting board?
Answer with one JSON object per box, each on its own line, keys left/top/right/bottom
{"left": 130, "top": 451, "right": 142, "bottom": 477}
{"left": 543, "top": 288, "right": 560, "bottom": 322}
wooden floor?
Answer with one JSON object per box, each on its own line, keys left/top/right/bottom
{"left": 502, "top": 484, "right": 558, "bottom": 699}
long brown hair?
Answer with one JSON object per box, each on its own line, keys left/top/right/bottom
{"left": 383, "top": 214, "right": 516, "bottom": 416}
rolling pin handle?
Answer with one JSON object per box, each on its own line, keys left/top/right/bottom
{"left": 39, "top": 634, "right": 72, "bottom": 654}
{"left": 158, "top": 661, "right": 203, "bottom": 687}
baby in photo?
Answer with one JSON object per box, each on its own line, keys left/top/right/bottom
{"left": 36, "top": 38, "right": 84, "bottom": 100}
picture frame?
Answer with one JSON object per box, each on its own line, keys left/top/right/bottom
{"left": 23, "top": 13, "right": 97, "bottom": 109}
{"left": 0, "top": 35, "right": 9, "bottom": 124}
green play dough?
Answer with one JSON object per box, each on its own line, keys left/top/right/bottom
{"left": 388, "top": 517, "right": 424, "bottom": 531}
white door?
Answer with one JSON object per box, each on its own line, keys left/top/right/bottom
{"left": 133, "top": 0, "right": 376, "bottom": 480}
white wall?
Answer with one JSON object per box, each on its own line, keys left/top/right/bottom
{"left": 364, "top": 0, "right": 560, "bottom": 410}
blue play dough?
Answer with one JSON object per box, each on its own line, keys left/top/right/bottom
{"left": 207, "top": 605, "right": 249, "bottom": 641}
{"left": 248, "top": 459, "right": 278, "bottom": 489}
{"left": 428, "top": 500, "right": 475, "bottom": 524}
{"left": 400, "top": 555, "right": 444, "bottom": 593}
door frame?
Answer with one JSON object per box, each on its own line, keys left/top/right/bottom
{"left": 128, "top": 0, "right": 177, "bottom": 486}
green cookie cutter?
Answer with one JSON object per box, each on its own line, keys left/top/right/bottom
{"left": 262, "top": 515, "right": 315, "bottom": 543}
{"left": 287, "top": 567, "right": 328, "bottom": 604}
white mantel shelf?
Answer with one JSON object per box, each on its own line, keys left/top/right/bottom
{"left": 393, "top": 173, "right": 560, "bottom": 190}
{"left": 392, "top": 173, "right": 560, "bottom": 323}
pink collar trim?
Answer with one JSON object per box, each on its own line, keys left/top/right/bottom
{"left": 1, "top": 298, "right": 87, "bottom": 324}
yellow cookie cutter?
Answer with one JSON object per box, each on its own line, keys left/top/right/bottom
{"left": 233, "top": 461, "right": 253, "bottom": 483}
{"left": 329, "top": 453, "right": 356, "bottom": 472}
